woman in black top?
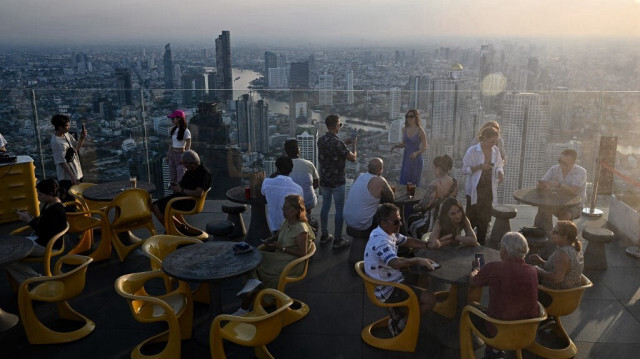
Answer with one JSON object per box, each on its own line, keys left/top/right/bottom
{"left": 7, "top": 179, "right": 67, "bottom": 283}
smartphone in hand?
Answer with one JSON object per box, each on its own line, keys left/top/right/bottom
{"left": 474, "top": 253, "right": 485, "bottom": 268}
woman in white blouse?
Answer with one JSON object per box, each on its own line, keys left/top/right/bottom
{"left": 166, "top": 110, "right": 192, "bottom": 183}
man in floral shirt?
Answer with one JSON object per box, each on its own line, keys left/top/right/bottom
{"left": 317, "top": 114, "right": 357, "bottom": 248}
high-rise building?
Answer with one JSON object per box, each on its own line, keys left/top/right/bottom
{"left": 215, "top": 31, "right": 232, "bottom": 104}
{"left": 346, "top": 70, "right": 354, "bottom": 105}
{"left": 268, "top": 67, "right": 288, "bottom": 88}
{"left": 388, "top": 119, "right": 404, "bottom": 144}
{"left": 264, "top": 51, "right": 278, "bottom": 87}
{"left": 479, "top": 44, "right": 496, "bottom": 113}
{"left": 163, "top": 43, "right": 173, "bottom": 90}
{"left": 236, "top": 95, "right": 270, "bottom": 154}
{"left": 408, "top": 75, "right": 430, "bottom": 112}
{"left": 389, "top": 87, "right": 402, "bottom": 119}
{"left": 115, "top": 68, "right": 133, "bottom": 106}
{"left": 319, "top": 71, "right": 333, "bottom": 106}
{"left": 549, "top": 87, "right": 571, "bottom": 133}
{"left": 500, "top": 92, "right": 551, "bottom": 204}
{"left": 189, "top": 102, "right": 241, "bottom": 199}
{"left": 296, "top": 125, "right": 318, "bottom": 167}
{"left": 290, "top": 61, "right": 309, "bottom": 89}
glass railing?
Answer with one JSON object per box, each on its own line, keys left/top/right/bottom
{"left": 1, "top": 87, "right": 639, "bottom": 211}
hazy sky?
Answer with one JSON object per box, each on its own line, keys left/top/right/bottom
{"left": 1, "top": 0, "right": 640, "bottom": 46}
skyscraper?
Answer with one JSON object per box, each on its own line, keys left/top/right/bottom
{"left": 500, "top": 92, "right": 551, "bottom": 204}
{"left": 318, "top": 71, "right": 333, "bottom": 106}
{"left": 296, "top": 125, "right": 318, "bottom": 167}
{"left": 236, "top": 95, "right": 270, "bottom": 154}
{"left": 264, "top": 51, "right": 278, "bottom": 87}
{"left": 408, "top": 75, "right": 430, "bottom": 112}
{"left": 290, "top": 61, "right": 309, "bottom": 89}
{"left": 346, "top": 70, "right": 354, "bottom": 105}
{"left": 215, "top": 31, "right": 232, "bottom": 104}
{"left": 115, "top": 68, "right": 133, "bottom": 105}
{"left": 389, "top": 87, "right": 401, "bottom": 119}
{"left": 163, "top": 43, "right": 173, "bottom": 90}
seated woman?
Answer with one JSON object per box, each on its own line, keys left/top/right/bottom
{"left": 425, "top": 197, "right": 479, "bottom": 249}
{"left": 235, "top": 194, "right": 315, "bottom": 314}
{"left": 408, "top": 155, "right": 457, "bottom": 238}
{"left": 529, "top": 220, "right": 584, "bottom": 289}
{"left": 6, "top": 178, "right": 67, "bottom": 283}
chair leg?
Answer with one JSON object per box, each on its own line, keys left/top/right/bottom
{"left": 89, "top": 229, "right": 113, "bottom": 262}
{"left": 459, "top": 311, "right": 475, "bottom": 359}
{"left": 69, "top": 230, "right": 94, "bottom": 255}
{"left": 254, "top": 345, "right": 275, "bottom": 359}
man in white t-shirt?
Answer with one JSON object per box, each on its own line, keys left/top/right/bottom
{"left": 363, "top": 203, "right": 436, "bottom": 336}
{"left": 50, "top": 114, "right": 87, "bottom": 201}
{"left": 536, "top": 149, "right": 587, "bottom": 222}
{"left": 261, "top": 156, "right": 304, "bottom": 233}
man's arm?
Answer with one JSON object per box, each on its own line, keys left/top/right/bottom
{"left": 344, "top": 138, "right": 357, "bottom": 162}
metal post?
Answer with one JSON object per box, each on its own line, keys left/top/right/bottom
{"left": 583, "top": 156, "right": 603, "bottom": 217}
{"left": 30, "top": 90, "right": 46, "bottom": 178}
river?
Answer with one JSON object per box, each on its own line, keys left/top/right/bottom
{"left": 232, "top": 68, "right": 388, "bottom": 132}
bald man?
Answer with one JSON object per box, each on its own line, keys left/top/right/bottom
{"left": 344, "top": 158, "right": 395, "bottom": 232}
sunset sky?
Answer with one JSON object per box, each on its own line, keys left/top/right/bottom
{"left": 1, "top": 0, "right": 640, "bottom": 46}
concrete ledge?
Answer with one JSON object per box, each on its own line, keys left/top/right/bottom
{"left": 608, "top": 195, "right": 639, "bottom": 243}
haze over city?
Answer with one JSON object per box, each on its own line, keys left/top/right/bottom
{"left": 2, "top": 0, "right": 640, "bottom": 46}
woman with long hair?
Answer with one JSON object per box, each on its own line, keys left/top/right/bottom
{"left": 166, "top": 110, "right": 192, "bottom": 183}
{"left": 529, "top": 221, "right": 584, "bottom": 289}
{"left": 473, "top": 120, "right": 507, "bottom": 164}
{"left": 425, "top": 197, "right": 478, "bottom": 248}
{"left": 463, "top": 126, "right": 504, "bottom": 245}
{"left": 408, "top": 155, "right": 457, "bottom": 238}
{"left": 234, "top": 194, "right": 315, "bottom": 314}
{"left": 391, "top": 109, "right": 427, "bottom": 186}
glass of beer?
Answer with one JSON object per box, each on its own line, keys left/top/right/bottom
{"left": 129, "top": 176, "right": 137, "bottom": 189}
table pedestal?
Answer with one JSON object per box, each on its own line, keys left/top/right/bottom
{"left": 0, "top": 308, "right": 19, "bottom": 332}
{"left": 246, "top": 198, "right": 272, "bottom": 245}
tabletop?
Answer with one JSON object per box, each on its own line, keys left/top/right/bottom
{"left": 163, "top": 241, "right": 262, "bottom": 283}
{"left": 0, "top": 235, "right": 34, "bottom": 267}
{"left": 415, "top": 245, "right": 501, "bottom": 285}
{"left": 393, "top": 186, "right": 426, "bottom": 205}
{"left": 83, "top": 180, "right": 156, "bottom": 202}
{"left": 513, "top": 187, "right": 580, "bottom": 208}
{"left": 226, "top": 185, "right": 266, "bottom": 205}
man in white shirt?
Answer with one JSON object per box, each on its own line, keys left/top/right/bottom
{"left": 364, "top": 203, "right": 437, "bottom": 337}
{"left": 344, "top": 158, "right": 394, "bottom": 232}
{"left": 284, "top": 139, "right": 319, "bottom": 212}
{"left": 536, "top": 149, "right": 587, "bottom": 221}
{"left": 261, "top": 156, "right": 304, "bottom": 233}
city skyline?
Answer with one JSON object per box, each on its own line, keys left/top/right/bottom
{"left": 2, "top": 1, "right": 640, "bottom": 46}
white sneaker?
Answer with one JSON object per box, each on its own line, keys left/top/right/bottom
{"left": 236, "top": 278, "right": 262, "bottom": 296}
{"left": 231, "top": 307, "right": 249, "bottom": 316}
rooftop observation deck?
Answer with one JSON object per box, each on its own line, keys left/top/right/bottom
{"left": 2, "top": 196, "right": 640, "bottom": 359}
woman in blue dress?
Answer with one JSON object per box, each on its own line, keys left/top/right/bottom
{"left": 391, "top": 109, "right": 428, "bottom": 186}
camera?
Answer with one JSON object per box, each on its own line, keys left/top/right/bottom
{"left": 64, "top": 147, "right": 76, "bottom": 162}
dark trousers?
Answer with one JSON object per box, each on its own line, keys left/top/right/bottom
{"left": 466, "top": 195, "right": 492, "bottom": 245}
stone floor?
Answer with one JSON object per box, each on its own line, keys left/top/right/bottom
{"left": 2, "top": 198, "right": 640, "bottom": 358}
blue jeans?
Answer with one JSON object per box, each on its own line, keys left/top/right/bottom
{"left": 320, "top": 185, "right": 345, "bottom": 239}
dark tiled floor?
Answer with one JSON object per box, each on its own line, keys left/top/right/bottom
{"left": 2, "top": 200, "right": 640, "bottom": 358}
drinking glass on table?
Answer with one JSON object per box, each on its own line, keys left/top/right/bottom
{"left": 407, "top": 182, "right": 416, "bottom": 198}
{"left": 129, "top": 176, "right": 137, "bottom": 189}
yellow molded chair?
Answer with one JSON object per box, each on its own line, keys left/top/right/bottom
{"left": 276, "top": 241, "right": 316, "bottom": 326}
{"left": 163, "top": 188, "right": 211, "bottom": 241}
{"left": 11, "top": 222, "right": 69, "bottom": 276}
{"left": 210, "top": 288, "right": 293, "bottom": 359}
{"left": 460, "top": 302, "right": 547, "bottom": 359}
{"left": 115, "top": 270, "right": 193, "bottom": 359}
{"left": 18, "top": 254, "right": 94, "bottom": 344}
{"left": 68, "top": 183, "right": 107, "bottom": 212}
{"left": 433, "top": 284, "right": 483, "bottom": 320}
{"left": 64, "top": 200, "right": 108, "bottom": 256}
{"left": 141, "top": 235, "right": 209, "bottom": 303}
{"left": 105, "top": 188, "right": 156, "bottom": 262}
{"left": 526, "top": 275, "right": 593, "bottom": 359}
{"left": 355, "top": 261, "right": 420, "bottom": 352}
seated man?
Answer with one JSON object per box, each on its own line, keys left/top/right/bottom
{"left": 364, "top": 203, "right": 436, "bottom": 337}
{"left": 469, "top": 232, "right": 539, "bottom": 359}
{"left": 344, "top": 158, "right": 394, "bottom": 234}
{"left": 536, "top": 148, "right": 587, "bottom": 221}
{"left": 152, "top": 150, "right": 211, "bottom": 230}
{"left": 261, "top": 156, "right": 303, "bottom": 233}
